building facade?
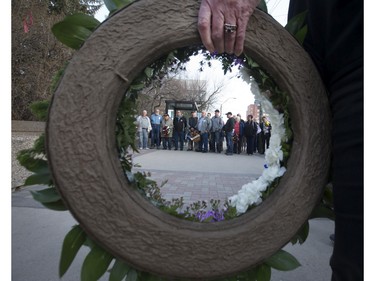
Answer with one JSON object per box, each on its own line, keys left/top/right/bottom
{"left": 246, "top": 104, "right": 260, "bottom": 121}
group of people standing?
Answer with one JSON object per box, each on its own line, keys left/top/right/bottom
{"left": 136, "top": 108, "right": 272, "bottom": 156}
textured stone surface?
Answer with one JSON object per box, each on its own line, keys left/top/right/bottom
{"left": 46, "top": 0, "right": 331, "bottom": 279}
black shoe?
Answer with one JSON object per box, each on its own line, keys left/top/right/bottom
{"left": 163, "top": 147, "right": 167, "bottom": 150}
{"left": 174, "top": 149, "right": 178, "bottom": 151}
{"left": 195, "top": 149, "right": 202, "bottom": 152}
{"left": 225, "top": 152, "right": 233, "bottom": 155}
{"left": 202, "top": 151, "right": 207, "bottom": 153}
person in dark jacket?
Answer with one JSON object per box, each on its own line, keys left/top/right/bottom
{"left": 244, "top": 114, "right": 257, "bottom": 155}
{"left": 223, "top": 112, "right": 235, "bottom": 155}
{"left": 173, "top": 110, "right": 187, "bottom": 151}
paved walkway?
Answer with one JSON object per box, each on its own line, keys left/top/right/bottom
{"left": 132, "top": 149, "right": 265, "bottom": 207}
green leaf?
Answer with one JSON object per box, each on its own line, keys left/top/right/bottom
{"left": 52, "top": 22, "right": 92, "bottom": 49}
{"left": 309, "top": 204, "right": 335, "bottom": 220}
{"left": 323, "top": 183, "right": 334, "bottom": 207}
{"left": 51, "top": 14, "right": 100, "bottom": 49}
{"left": 285, "top": 10, "right": 307, "bottom": 36}
{"left": 24, "top": 167, "right": 52, "bottom": 186}
{"left": 42, "top": 200, "right": 68, "bottom": 211}
{"left": 109, "top": 259, "right": 130, "bottom": 281}
{"left": 30, "top": 100, "right": 50, "bottom": 122}
{"left": 30, "top": 187, "right": 61, "bottom": 203}
{"left": 265, "top": 250, "right": 301, "bottom": 271}
{"left": 81, "top": 244, "right": 114, "bottom": 281}
{"left": 129, "top": 83, "right": 144, "bottom": 91}
{"left": 125, "top": 269, "right": 138, "bottom": 281}
{"left": 17, "top": 153, "right": 48, "bottom": 173}
{"left": 59, "top": 225, "right": 87, "bottom": 277}
{"left": 290, "top": 221, "right": 310, "bottom": 245}
{"left": 257, "top": 0, "right": 268, "bottom": 13}
{"left": 294, "top": 24, "right": 308, "bottom": 45}
{"left": 137, "top": 271, "right": 165, "bottom": 281}
{"left": 61, "top": 13, "right": 100, "bottom": 31}
{"left": 241, "top": 268, "right": 257, "bottom": 281}
{"left": 144, "top": 67, "right": 153, "bottom": 78}
{"left": 104, "top": 0, "right": 133, "bottom": 13}
{"left": 256, "top": 264, "right": 271, "bottom": 281}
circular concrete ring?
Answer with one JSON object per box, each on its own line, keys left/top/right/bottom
{"left": 47, "top": 0, "right": 331, "bottom": 279}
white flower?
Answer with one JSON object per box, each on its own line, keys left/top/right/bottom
{"left": 228, "top": 80, "right": 288, "bottom": 215}
{"left": 241, "top": 185, "right": 262, "bottom": 205}
{"left": 265, "top": 146, "right": 282, "bottom": 165}
{"left": 269, "top": 134, "right": 282, "bottom": 149}
{"left": 262, "top": 165, "right": 281, "bottom": 183}
{"left": 252, "top": 177, "right": 269, "bottom": 192}
{"left": 234, "top": 194, "right": 249, "bottom": 213}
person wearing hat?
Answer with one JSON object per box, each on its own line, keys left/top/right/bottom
{"left": 210, "top": 109, "right": 225, "bottom": 153}
{"left": 223, "top": 112, "right": 235, "bottom": 155}
{"left": 161, "top": 113, "right": 173, "bottom": 150}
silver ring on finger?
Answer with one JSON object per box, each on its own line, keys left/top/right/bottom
{"left": 224, "top": 23, "right": 237, "bottom": 33}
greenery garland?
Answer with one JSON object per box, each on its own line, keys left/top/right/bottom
{"left": 16, "top": 1, "right": 335, "bottom": 280}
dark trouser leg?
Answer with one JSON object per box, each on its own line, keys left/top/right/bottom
{"left": 237, "top": 136, "right": 242, "bottom": 153}
{"left": 167, "top": 137, "right": 171, "bottom": 150}
{"left": 155, "top": 125, "right": 160, "bottom": 147}
{"left": 329, "top": 66, "right": 363, "bottom": 281}
{"left": 247, "top": 136, "right": 254, "bottom": 154}
{"left": 214, "top": 131, "right": 221, "bottom": 152}
{"left": 162, "top": 137, "right": 166, "bottom": 149}
{"left": 178, "top": 132, "right": 184, "bottom": 150}
{"left": 226, "top": 132, "right": 233, "bottom": 153}
{"left": 264, "top": 134, "right": 270, "bottom": 149}
{"left": 173, "top": 131, "right": 177, "bottom": 149}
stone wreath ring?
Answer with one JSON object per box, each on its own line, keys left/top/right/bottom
{"left": 46, "top": 0, "right": 331, "bottom": 279}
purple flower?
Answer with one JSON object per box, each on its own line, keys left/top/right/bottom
{"left": 234, "top": 57, "right": 244, "bottom": 66}
{"left": 195, "top": 209, "right": 226, "bottom": 222}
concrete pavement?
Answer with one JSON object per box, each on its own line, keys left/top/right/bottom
{"left": 132, "top": 148, "right": 265, "bottom": 206}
